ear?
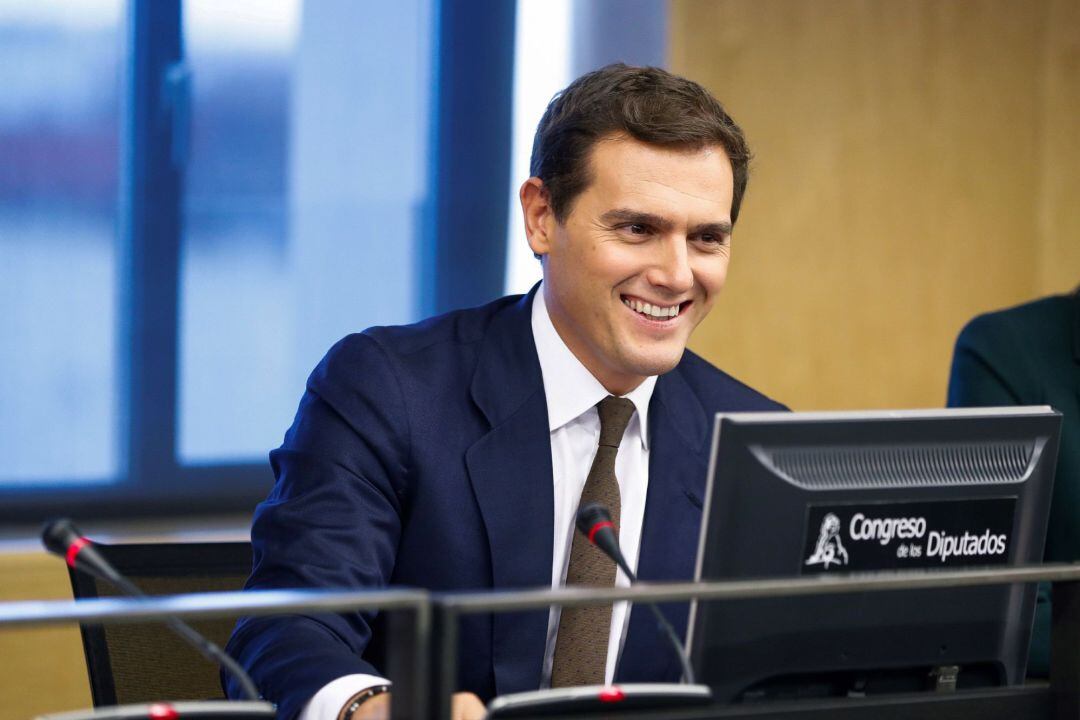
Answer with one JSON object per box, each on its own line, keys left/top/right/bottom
{"left": 519, "top": 177, "right": 555, "bottom": 257}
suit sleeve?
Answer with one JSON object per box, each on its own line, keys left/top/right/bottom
{"left": 224, "top": 333, "right": 411, "bottom": 719}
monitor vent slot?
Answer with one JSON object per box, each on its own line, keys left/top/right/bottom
{"left": 755, "top": 441, "right": 1037, "bottom": 490}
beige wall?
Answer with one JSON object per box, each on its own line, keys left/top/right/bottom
{"left": 0, "top": 551, "right": 90, "bottom": 720}
{"left": 673, "top": 0, "right": 1080, "bottom": 410}
{"left": 0, "top": 520, "right": 247, "bottom": 718}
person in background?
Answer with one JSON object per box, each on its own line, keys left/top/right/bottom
{"left": 947, "top": 286, "right": 1080, "bottom": 676}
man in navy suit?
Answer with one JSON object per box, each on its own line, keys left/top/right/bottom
{"left": 226, "top": 64, "right": 783, "bottom": 719}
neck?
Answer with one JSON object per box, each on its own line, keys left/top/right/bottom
{"left": 598, "top": 373, "right": 645, "bottom": 397}
{"left": 542, "top": 293, "right": 646, "bottom": 397}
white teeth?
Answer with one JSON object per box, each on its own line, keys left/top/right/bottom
{"left": 623, "top": 298, "right": 680, "bottom": 320}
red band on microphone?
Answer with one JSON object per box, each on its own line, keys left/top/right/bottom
{"left": 148, "top": 703, "right": 179, "bottom": 720}
{"left": 588, "top": 521, "right": 615, "bottom": 545}
{"left": 598, "top": 686, "right": 625, "bottom": 703}
{"left": 66, "top": 536, "right": 90, "bottom": 568}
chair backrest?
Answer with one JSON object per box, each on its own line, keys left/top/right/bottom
{"left": 67, "top": 541, "right": 253, "bottom": 707}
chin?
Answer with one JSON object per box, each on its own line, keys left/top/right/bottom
{"left": 626, "top": 349, "right": 685, "bottom": 378}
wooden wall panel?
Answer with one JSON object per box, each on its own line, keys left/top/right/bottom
{"left": 0, "top": 551, "right": 91, "bottom": 720}
{"left": 1037, "top": 0, "right": 1080, "bottom": 297}
{"left": 671, "top": 0, "right": 1078, "bottom": 409}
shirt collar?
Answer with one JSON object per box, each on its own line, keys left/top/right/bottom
{"left": 531, "top": 284, "right": 656, "bottom": 448}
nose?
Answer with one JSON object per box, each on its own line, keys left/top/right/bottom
{"left": 645, "top": 237, "right": 694, "bottom": 294}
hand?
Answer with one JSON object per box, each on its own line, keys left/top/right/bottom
{"left": 450, "top": 692, "right": 486, "bottom": 720}
{"left": 347, "top": 691, "right": 486, "bottom": 720}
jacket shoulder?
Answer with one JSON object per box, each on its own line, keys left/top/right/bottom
{"left": 313, "top": 294, "right": 526, "bottom": 415}
{"left": 359, "top": 294, "right": 523, "bottom": 357}
{"left": 676, "top": 349, "right": 788, "bottom": 411}
{"left": 957, "top": 294, "right": 1074, "bottom": 360}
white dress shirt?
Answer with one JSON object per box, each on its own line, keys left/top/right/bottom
{"left": 300, "top": 286, "right": 656, "bottom": 717}
{"left": 532, "top": 287, "right": 656, "bottom": 686}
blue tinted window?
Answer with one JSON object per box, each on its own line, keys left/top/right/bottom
{"left": 0, "top": 2, "right": 122, "bottom": 483}
{"left": 178, "top": 0, "right": 434, "bottom": 463}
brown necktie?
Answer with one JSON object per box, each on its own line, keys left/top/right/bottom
{"left": 550, "top": 395, "right": 637, "bottom": 687}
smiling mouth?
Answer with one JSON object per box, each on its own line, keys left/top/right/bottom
{"left": 621, "top": 295, "right": 689, "bottom": 321}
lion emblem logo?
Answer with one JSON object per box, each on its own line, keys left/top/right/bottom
{"left": 805, "top": 513, "right": 849, "bottom": 569}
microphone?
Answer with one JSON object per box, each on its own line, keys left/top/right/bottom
{"left": 575, "top": 503, "right": 697, "bottom": 685}
{"left": 487, "top": 506, "right": 713, "bottom": 716}
{"left": 41, "top": 519, "right": 263, "bottom": 703}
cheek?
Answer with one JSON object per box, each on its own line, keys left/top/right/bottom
{"left": 589, "top": 236, "right": 644, "bottom": 271}
{"left": 693, "top": 256, "right": 730, "bottom": 297}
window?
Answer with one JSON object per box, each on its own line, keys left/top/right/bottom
{"left": 0, "top": 0, "right": 123, "bottom": 485}
{"left": 0, "top": 0, "right": 517, "bottom": 522}
{"left": 178, "top": 1, "right": 435, "bottom": 464}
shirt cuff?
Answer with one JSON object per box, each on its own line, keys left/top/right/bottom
{"left": 298, "top": 674, "right": 392, "bottom": 720}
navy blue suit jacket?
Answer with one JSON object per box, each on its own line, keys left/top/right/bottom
{"left": 225, "top": 290, "right": 784, "bottom": 718}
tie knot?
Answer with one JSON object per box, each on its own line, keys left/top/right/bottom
{"left": 596, "top": 396, "right": 636, "bottom": 448}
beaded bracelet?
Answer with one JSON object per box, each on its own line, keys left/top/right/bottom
{"left": 342, "top": 685, "right": 391, "bottom": 719}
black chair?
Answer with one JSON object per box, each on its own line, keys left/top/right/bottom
{"left": 67, "top": 541, "right": 253, "bottom": 707}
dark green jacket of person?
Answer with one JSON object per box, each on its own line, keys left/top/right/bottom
{"left": 947, "top": 290, "right": 1080, "bottom": 676}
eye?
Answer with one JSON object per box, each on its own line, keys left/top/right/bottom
{"left": 615, "top": 222, "right": 653, "bottom": 240}
{"left": 695, "top": 232, "right": 729, "bottom": 247}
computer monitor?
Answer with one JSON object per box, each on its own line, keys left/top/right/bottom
{"left": 688, "top": 407, "right": 1061, "bottom": 702}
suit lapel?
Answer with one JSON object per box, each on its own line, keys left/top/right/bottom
{"left": 465, "top": 289, "right": 554, "bottom": 695}
{"left": 617, "top": 367, "right": 709, "bottom": 683}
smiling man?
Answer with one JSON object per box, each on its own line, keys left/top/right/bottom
{"left": 522, "top": 135, "right": 734, "bottom": 395}
{"left": 226, "top": 64, "right": 784, "bottom": 720}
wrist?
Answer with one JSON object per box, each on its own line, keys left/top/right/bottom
{"left": 339, "top": 685, "right": 390, "bottom": 720}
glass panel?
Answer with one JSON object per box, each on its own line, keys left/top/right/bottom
{"left": 178, "top": 0, "right": 434, "bottom": 463}
{"left": 0, "top": 1, "right": 122, "bottom": 483}
{"left": 504, "top": 0, "right": 571, "bottom": 295}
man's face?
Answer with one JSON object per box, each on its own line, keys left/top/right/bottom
{"left": 524, "top": 135, "right": 735, "bottom": 395}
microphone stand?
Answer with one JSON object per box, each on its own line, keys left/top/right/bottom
{"left": 485, "top": 503, "right": 713, "bottom": 718}
{"left": 577, "top": 503, "right": 698, "bottom": 685}
{"left": 39, "top": 519, "right": 274, "bottom": 720}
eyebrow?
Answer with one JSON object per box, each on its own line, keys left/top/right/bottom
{"left": 600, "top": 208, "right": 733, "bottom": 236}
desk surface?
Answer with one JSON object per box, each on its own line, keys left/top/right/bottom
{"left": 502, "top": 683, "right": 1052, "bottom": 720}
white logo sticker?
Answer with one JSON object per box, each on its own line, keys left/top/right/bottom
{"left": 805, "top": 512, "right": 849, "bottom": 569}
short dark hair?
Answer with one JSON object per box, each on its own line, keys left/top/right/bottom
{"left": 530, "top": 64, "right": 751, "bottom": 225}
